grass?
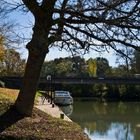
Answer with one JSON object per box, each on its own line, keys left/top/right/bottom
{"left": 0, "top": 88, "right": 89, "bottom": 140}
{"left": 0, "top": 88, "right": 18, "bottom": 101}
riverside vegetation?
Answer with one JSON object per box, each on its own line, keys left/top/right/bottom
{"left": 0, "top": 88, "right": 89, "bottom": 140}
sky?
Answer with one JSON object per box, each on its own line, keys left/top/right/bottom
{"left": 46, "top": 47, "right": 117, "bottom": 66}
{"left": 8, "top": 5, "right": 117, "bottom": 67}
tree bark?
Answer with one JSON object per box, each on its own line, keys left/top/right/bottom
{"left": 15, "top": 41, "right": 47, "bottom": 116}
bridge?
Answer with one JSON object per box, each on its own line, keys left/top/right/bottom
{"left": 40, "top": 77, "right": 140, "bottom": 85}
{"left": 0, "top": 76, "right": 140, "bottom": 89}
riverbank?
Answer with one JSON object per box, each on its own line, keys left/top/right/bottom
{"left": 0, "top": 88, "right": 89, "bottom": 140}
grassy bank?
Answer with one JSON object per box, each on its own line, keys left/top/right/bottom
{"left": 0, "top": 88, "right": 89, "bottom": 140}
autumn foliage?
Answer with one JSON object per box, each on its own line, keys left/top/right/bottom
{"left": 0, "top": 36, "right": 5, "bottom": 61}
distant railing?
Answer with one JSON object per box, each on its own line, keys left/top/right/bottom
{"left": 0, "top": 76, "right": 140, "bottom": 89}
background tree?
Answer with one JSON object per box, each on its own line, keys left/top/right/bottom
{"left": 131, "top": 50, "right": 140, "bottom": 74}
{"left": 41, "top": 56, "right": 87, "bottom": 77}
{"left": 0, "top": 49, "right": 26, "bottom": 76}
{"left": 41, "top": 58, "right": 72, "bottom": 77}
{"left": 0, "top": 1, "right": 21, "bottom": 76}
{"left": 95, "top": 57, "right": 111, "bottom": 77}
{"left": 135, "top": 51, "right": 140, "bottom": 73}
{"left": 55, "top": 58, "right": 72, "bottom": 76}
{"left": 71, "top": 56, "right": 87, "bottom": 77}
{"left": 2, "top": 0, "right": 140, "bottom": 116}
{"left": 111, "top": 66, "right": 128, "bottom": 77}
{"left": 0, "top": 36, "right": 5, "bottom": 61}
{"left": 115, "top": 47, "right": 134, "bottom": 76}
{"left": 41, "top": 61, "right": 56, "bottom": 77}
{"left": 87, "top": 58, "right": 97, "bottom": 77}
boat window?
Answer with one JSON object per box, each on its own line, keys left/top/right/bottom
{"left": 55, "top": 91, "right": 70, "bottom": 97}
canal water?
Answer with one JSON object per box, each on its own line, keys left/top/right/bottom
{"left": 60, "top": 101, "right": 140, "bottom": 140}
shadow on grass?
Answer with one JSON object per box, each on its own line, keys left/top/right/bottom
{"left": 0, "top": 105, "right": 24, "bottom": 133}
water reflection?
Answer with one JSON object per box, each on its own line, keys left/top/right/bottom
{"left": 60, "top": 105, "right": 73, "bottom": 116}
{"left": 69, "top": 101, "right": 140, "bottom": 140}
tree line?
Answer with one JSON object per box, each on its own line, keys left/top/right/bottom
{"left": 1, "top": 49, "right": 140, "bottom": 78}
{"left": 40, "top": 53, "right": 140, "bottom": 78}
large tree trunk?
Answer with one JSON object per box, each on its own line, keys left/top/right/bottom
{"left": 14, "top": 7, "right": 53, "bottom": 116}
{"left": 15, "top": 41, "right": 47, "bottom": 116}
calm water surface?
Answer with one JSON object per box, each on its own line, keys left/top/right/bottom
{"left": 61, "top": 101, "right": 140, "bottom": 140}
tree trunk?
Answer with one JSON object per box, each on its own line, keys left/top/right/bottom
{"left": 15, "top": 43, "right": 47, "bottom": 116}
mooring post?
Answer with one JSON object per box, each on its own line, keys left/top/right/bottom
{"left": 60, "top": 113, "right": 64, "bottom": 119}
{"left": 47, "top": 75, "right": 53, "bottom": 104}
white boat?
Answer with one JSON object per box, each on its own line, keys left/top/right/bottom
{"left": 54, "top": 91, "right": 73, "bottom": 105}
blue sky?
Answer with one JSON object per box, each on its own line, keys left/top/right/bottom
{"left": 9, "top": 7, "right": 117, "bottom": 67}
{"left": 46, "top": 47, "right": 117, "bottom": 67}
